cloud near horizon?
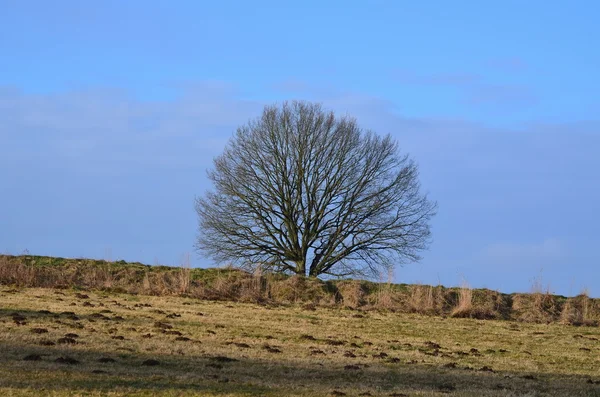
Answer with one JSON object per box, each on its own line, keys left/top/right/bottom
{"left": 1, "top": 82, "right": 599, "bottom": 296}
{"left": 391, "top": 69, "right": 537, "bottom": 108}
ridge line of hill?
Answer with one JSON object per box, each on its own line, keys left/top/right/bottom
{"left": 1, "top": 254, "right": 598, "bottom": 326}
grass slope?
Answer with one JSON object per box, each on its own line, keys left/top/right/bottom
{"left": 1, "top": 286, "right": 599, "bottom": 396}
{"left": 1, "top": 254, "right": 599, "bottom": 326}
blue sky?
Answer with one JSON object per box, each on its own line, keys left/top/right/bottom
{"left": 1, "top": 1, "right": 599, "bottom": 296}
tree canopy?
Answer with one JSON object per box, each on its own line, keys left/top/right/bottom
{"left": 195, "top": 101, "right": 436, "bottom": 278}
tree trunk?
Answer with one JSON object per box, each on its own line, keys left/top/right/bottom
{"left": 295, "top": 259, "right": 306, "bottom": 276}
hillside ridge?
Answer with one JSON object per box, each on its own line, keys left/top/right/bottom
{"left": 1, "top": 254, "right": 598, "bottom": 326}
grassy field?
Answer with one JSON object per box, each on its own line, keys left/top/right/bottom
{"left": 1, "top": 286, "right": 599, "bottom": 396}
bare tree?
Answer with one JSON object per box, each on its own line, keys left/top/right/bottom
{"left": 195, "top": 101, "right": 436, "bottom": 278}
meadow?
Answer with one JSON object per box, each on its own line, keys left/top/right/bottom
{"left": 0, "top": 255, "right": 599, "bottom": 396}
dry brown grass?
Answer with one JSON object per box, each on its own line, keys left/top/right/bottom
{"left": 512, "top": 274, "right": 561, "bottom": 323}
{"left": 1, "top": 287, "right": 600, "bottom": 396}
{"left": 337, "top": 280, "right": 367, "bottom": 308}
{"left": 406, "top": 284, "right": 443, "bottom": 314}
{"left": 1, "top": 254, "right": 599, "bottom": 326}
{"left": 177, "top": 253, "right": 192, "bottom": 294}
{"left": 561, "top": 289, "right": 599, "bottom": 327}
{"left": 451, "top": 281, "right": 473, "bottom": 318}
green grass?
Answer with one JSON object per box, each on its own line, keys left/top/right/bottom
{"left": 0, "top": 287, "right": 599, "bottom": 396}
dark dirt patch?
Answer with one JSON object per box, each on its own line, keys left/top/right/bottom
{"left": 98, "top": 357, "right": 116, "bottom": 363}
{"left": 38, "top": 340, "right": 56, "bottom": 346}
{"left": 12, "top": 313, "right": 27, "bottom": 325}
{"left": 425, "top": 341, "right": 441, "bottom": 349}
{"left": 438, "top": 383, "right": 456, "bottom": 393}
{"left": 23, "top": 354, "right": 42, "bottom": 361}
{"left": 210, "top": 356, "right": 238, "bottom": 363}
{"left": 141, "top": 359, "right": 160, "bottom": 366}
{"left": 57, "top": 337, "right": 77, "bottom": 344}
{"left": 175, "top": 336, "right": 191, "bottom": 342}
{"left": 30, "top": 328, "right": 49, "bottom": 334}
{"left": 154, "top": 321, "right": 173, "bottom": 329}
{"left": 344, "top": 364, "right": 361, "bottom": 370}
{"left": 263, "top": 344, "right": 282, "bottom": 353}
{"left": 55, "top": 356, "right": 80, "bottom": 365}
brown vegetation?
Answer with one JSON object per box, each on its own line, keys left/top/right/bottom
{"left": 0, "top": 254, "right": 597, "bottom": 326}
{"left": 1, "top": 285, "right": 599, "bottom": 397}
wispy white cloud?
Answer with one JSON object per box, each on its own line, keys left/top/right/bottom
{"left": 390, "top": 69, "right": 537, "bottom": 107}
{"left": 479, "top": 238, "right": 567, "bottom": 267}
{"left": 0, "top": 83, "right": 263, "bottom": 173}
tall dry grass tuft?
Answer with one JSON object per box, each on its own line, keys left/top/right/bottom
{"left": 142, "top": 272, "right": 152, "bottom": 294}
{"left": 406, "top": 284, "right": 440, "bottom": 314}
{"left": 239, "top": 265, "right": 268, "bottom": 303}
{"left": 0, "top": 256, "right": 36, "bottom": 286}
{"left": 207, "top": 265, "right": 242, "bottom": 300}
{"left": 512, "top": 271, "right": 558, "bottom": 323}
{"left": 178, "top": 253, "right": 192, "bottom": 294}
{"left": 337, "top": 280, "right": 367, "bottom": 309}
{"left": 373, "top": 269, "right": 396, "bottom": 310}
{"left": 560, "top": 288, "right": 599, "bottom": 326}
{"left": 450, "top": 279, "right": 473, "bottom": 318}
